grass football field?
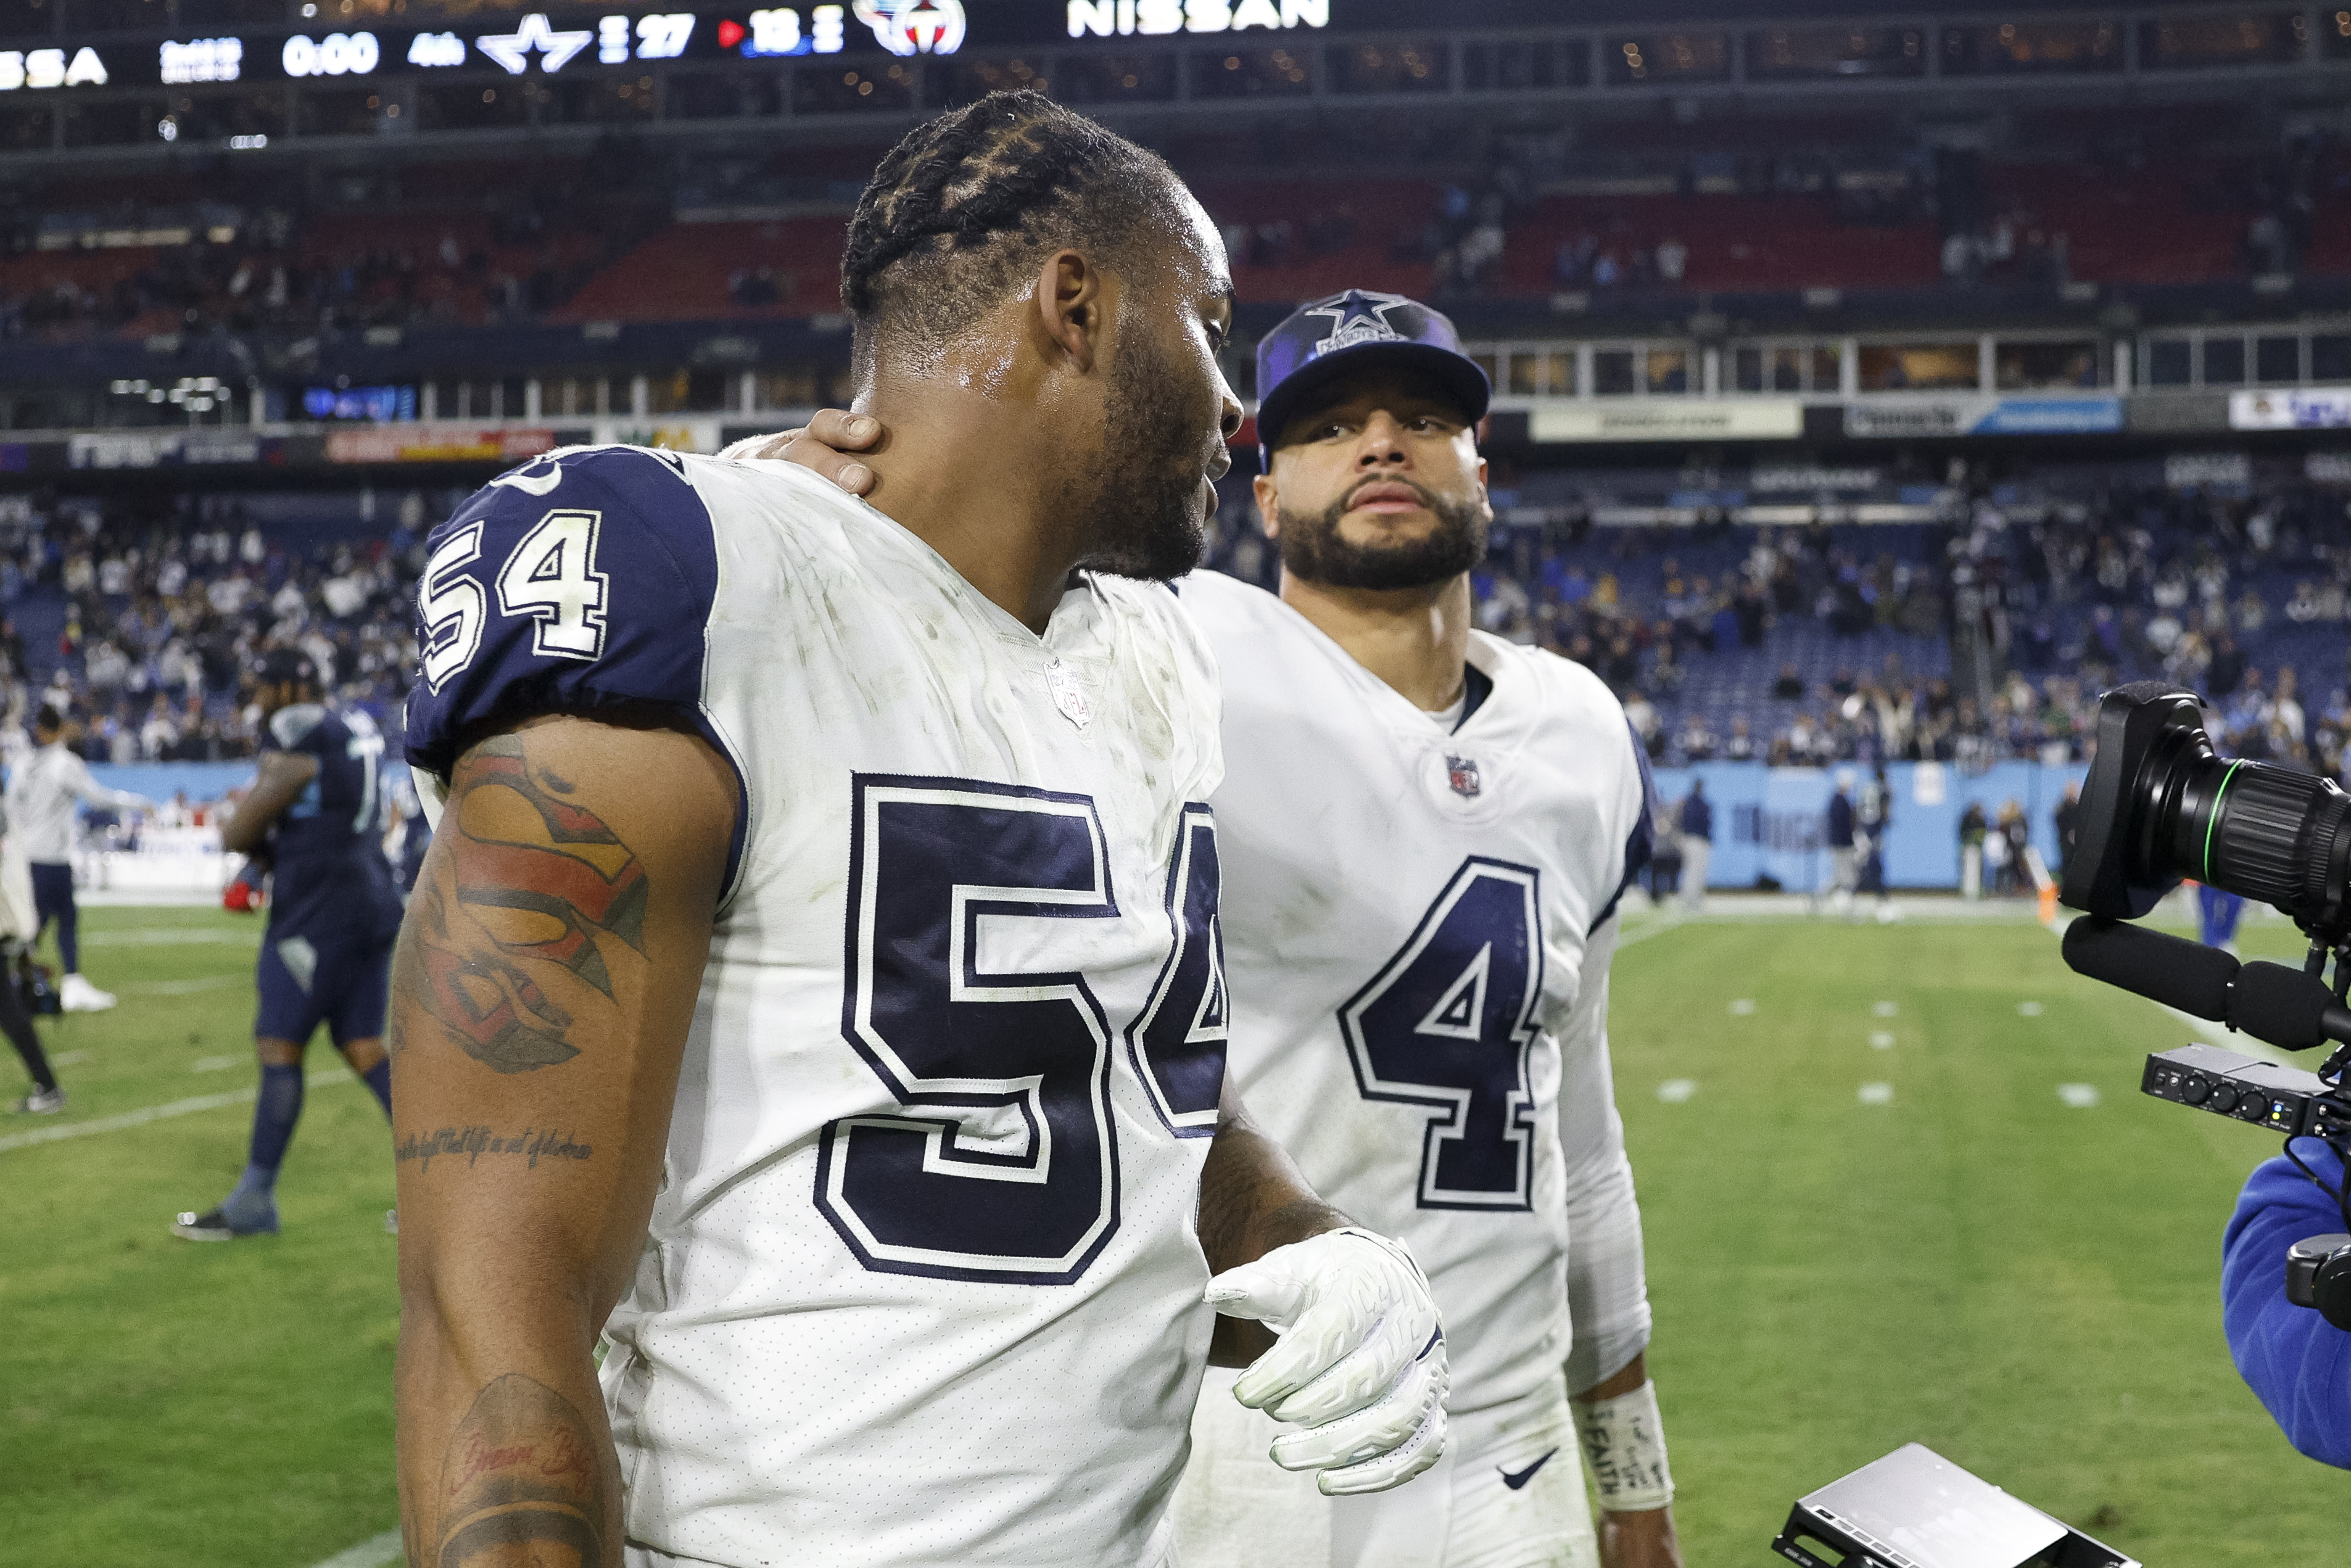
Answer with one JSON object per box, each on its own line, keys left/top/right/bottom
{"left": 0, "top": 901, "right": 2338, "bottom": 1566}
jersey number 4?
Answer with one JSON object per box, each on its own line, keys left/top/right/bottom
{"left": 1340, "top": 857, "right": 1544, "bottom": 1210}
{"left": 420, "top": 509, "right": 610, "bottom": 692}
{"left": 816, "top": 778, "right": 1226, "bottom": 1285}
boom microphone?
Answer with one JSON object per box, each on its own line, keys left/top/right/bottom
{"left": 2227, "top": 962, "right": 2351, "bottom": 1053}
{"left": 2062, "top": 917, "right": 2237, "bottom": 1021}
{"left": 2063, "top": 917, "right": 2351, "bottom": 1053}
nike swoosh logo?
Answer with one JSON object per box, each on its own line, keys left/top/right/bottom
{"left": 1498, "top": 1447, "right": 1558, "bottom": 1491}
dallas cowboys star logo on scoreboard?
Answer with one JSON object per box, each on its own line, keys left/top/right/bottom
{"left": 1304, "top": 290, "right": 1411, "bottom": 361}
{"left": 474, "top": 12, "right": 594, "bottom": 74}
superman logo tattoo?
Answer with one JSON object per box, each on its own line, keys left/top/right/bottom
{"left": 408, "top": 734, "right": 651, "bottom": 1075}
{"left": 420, "top": 936, "right": 581, "bottom": 1074}
{"left": 448, "top": 739, "right": 649, "bottom": 998}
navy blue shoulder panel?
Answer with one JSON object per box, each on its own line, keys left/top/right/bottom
{"left": 1590, "top": 717, "right": 1658, "bottom": 935}
{"left": 1453, "top": 664, "right": 1495, "bottom": 734}
{"left": 405, "top": 446, "right": 719, "bottom": 782}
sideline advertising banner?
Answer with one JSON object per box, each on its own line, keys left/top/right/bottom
{"left": 1645, "top": 760, "right": 2090, "bottom": 892}
{"left": 324, "top": 424, "right": 558, "bottom": 464}
{"left": 588, "top": 416, "right": 727, "bottom": 453}
{"left": 2229, "top": 389, "right": 2351, "bottom": 431}
{"left": 1528, "top": 398, "right": 1804, "bottom": 443}
{"left": 68, "top": 431, "right": 270, "bottom": 469}
{"left": 1843, "top": 397, "right": 2122, "bottom": 439}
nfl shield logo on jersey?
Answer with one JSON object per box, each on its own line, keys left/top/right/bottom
{"left": 1045, "top": 657, "right": 1091, "bottom": 732}
{"left": 1445, "top": 754, "right": 1481, "bottom": 798}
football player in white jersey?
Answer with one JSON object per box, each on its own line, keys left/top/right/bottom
{"left": 390, "top": 96, "right": 1447, "bottom": 1568}
{"left": 773, "top": 289, "right": 1682, "bottom": 1568}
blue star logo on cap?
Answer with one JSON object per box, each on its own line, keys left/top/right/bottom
{"left": 1254, "top": 287, "right": 1490, "bottom": 461}
{"left": 1302, "top": 290, "right": 1410, "bottom": 361}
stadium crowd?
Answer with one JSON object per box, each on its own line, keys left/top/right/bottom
{"left": 1214, "top": 471, "right": 2351, "bottom": 782}
{"left": 0, "top": 490, "right": 425, "bottom": 759}
{"left": 1, "top": 204, "right": 622, "bottom": 341}
{"left": 0, "top": 463, "right": 2342, "bottom": 790}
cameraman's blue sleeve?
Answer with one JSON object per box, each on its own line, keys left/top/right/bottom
{"left": 2221, "top": 1142, "right": 2351, "bottom": 1466}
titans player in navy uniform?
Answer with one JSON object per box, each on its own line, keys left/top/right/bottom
{"left": 175, "top": 647, "right": 405, "bottom": 1240}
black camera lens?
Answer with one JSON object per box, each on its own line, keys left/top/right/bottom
{"left": 2062, "top": 682, "right": 2351, "bottom": 935}
{"left": 2161, "top": 748, "right": 2351, "bottom": 920}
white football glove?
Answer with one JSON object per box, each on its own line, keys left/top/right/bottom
{"left": 1204, "top": 1226, "right": 1449, "bottom": 1496}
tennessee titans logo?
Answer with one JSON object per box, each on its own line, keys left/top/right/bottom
{"left": 1446, "top": 755, "right": 1482, "bottom": 799}
{"left": 1305, "top": 289, "right": 1411, "bottom": 361}
{"left": 853, "top": 0, "right": 965, "bottom": 54}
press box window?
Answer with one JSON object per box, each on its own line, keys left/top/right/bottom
{"left": 2203, "top": 337, "right": 2247, "bottom": 386}
{"left": 1859, "top": 343, "right": 1978, "bottom": 392}
{"left": 2255, "top": 336, "right": 2304, "bottom": 384}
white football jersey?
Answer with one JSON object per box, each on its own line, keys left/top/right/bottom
{"left": 407, "top": 448, "right": 1231, "bottom": 1568}
{"left": 1178, "top": 570, "right": 1654, "bottom": 1420}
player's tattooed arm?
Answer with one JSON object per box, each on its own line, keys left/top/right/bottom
{"left": 399, "top": 732, "right": 651, "bottom": 1074}
{"left": 391, "top": 714, "right": 736, "bottom": 1568}
{"left": 1198, "top": 1078, "right": 1352, "bottom": 1366}
{"left": 423, "top": 1374, "right": 618, "bottom": 1568}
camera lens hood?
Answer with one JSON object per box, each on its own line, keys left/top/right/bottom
{"left": 2061, "top": 682, "right": 2208, "bottom": 919}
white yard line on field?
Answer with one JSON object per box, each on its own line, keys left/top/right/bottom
{"left": 1612, "top": 910, "right": 1686, "bottom": 952}
{"left": 84, "top": 926, "right": 260, "bottom": 946}
{"left": 126, "top": 974, "right": 246, "bottom": 996}
{"left": 2150, "top": 999, "right": 2302, "bottom": 1067}
{"left": 302, "top": 1528, "right": 403, "bottom": 1568}
{"left": 81, "top": 890, "right": 229, "bottom": 909}
{"left": 0, "top": 1070, "right": 352, "bottom": 1155}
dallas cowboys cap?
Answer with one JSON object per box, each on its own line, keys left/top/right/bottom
{"left": 1254, "top": 289, "right": 1491, "bottom": 462}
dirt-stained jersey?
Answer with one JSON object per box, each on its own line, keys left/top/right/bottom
{"left": 1178, "top": 569, "right": 1655, "bottom": 1420}
{"left": 405, "top": 447, "right": 1229, "bottom": 1568}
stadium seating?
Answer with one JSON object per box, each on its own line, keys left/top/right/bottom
{"left": 548, "top": 215, "right": 851, "bottom": 325}
{"left": 1206, "top": 471, "right": 2351, "bottom": 783}
{"left": 4, "top": 97, "right": 2339, "bottom": 348}
{"left": 9, "top": 454, "right": 2344, "bottom": 788}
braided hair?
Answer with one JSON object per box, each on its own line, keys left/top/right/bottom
{"left": 840, "top": 91, "right": 1184, "bottom": 360}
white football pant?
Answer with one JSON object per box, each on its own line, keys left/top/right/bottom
{"left": 1175, "top": 1369, "right": 1599, "bottom": 1568}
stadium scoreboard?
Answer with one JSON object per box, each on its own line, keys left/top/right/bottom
{"left": 0, "top": 1, "right": 2328, "bottom": 112}
{"left": 0, "top": 0, "right": 1360, "bottom": 96}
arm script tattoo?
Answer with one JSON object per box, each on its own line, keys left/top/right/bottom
{"left": 395, "top": 1125, "right": 593, "bottom": 1171}
{"left": 405, "top": 733, "right": 651, "bottom": 1075}
{"left": 429, "top": 1374, "right": 615, "bottom": 1568}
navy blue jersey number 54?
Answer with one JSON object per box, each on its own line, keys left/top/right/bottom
{"left": 816, "top": 776, "right": 1226, "bottom": 1285}
{"left": 1340, "top": 857, "right": 1545, "bottom": 1210}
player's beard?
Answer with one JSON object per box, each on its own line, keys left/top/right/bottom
{"left": 1070, "top": 327, "right": 1215, "bottom": 583}
{"left": 1277, "top": 477, "right": 1489, "bottom": 591}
